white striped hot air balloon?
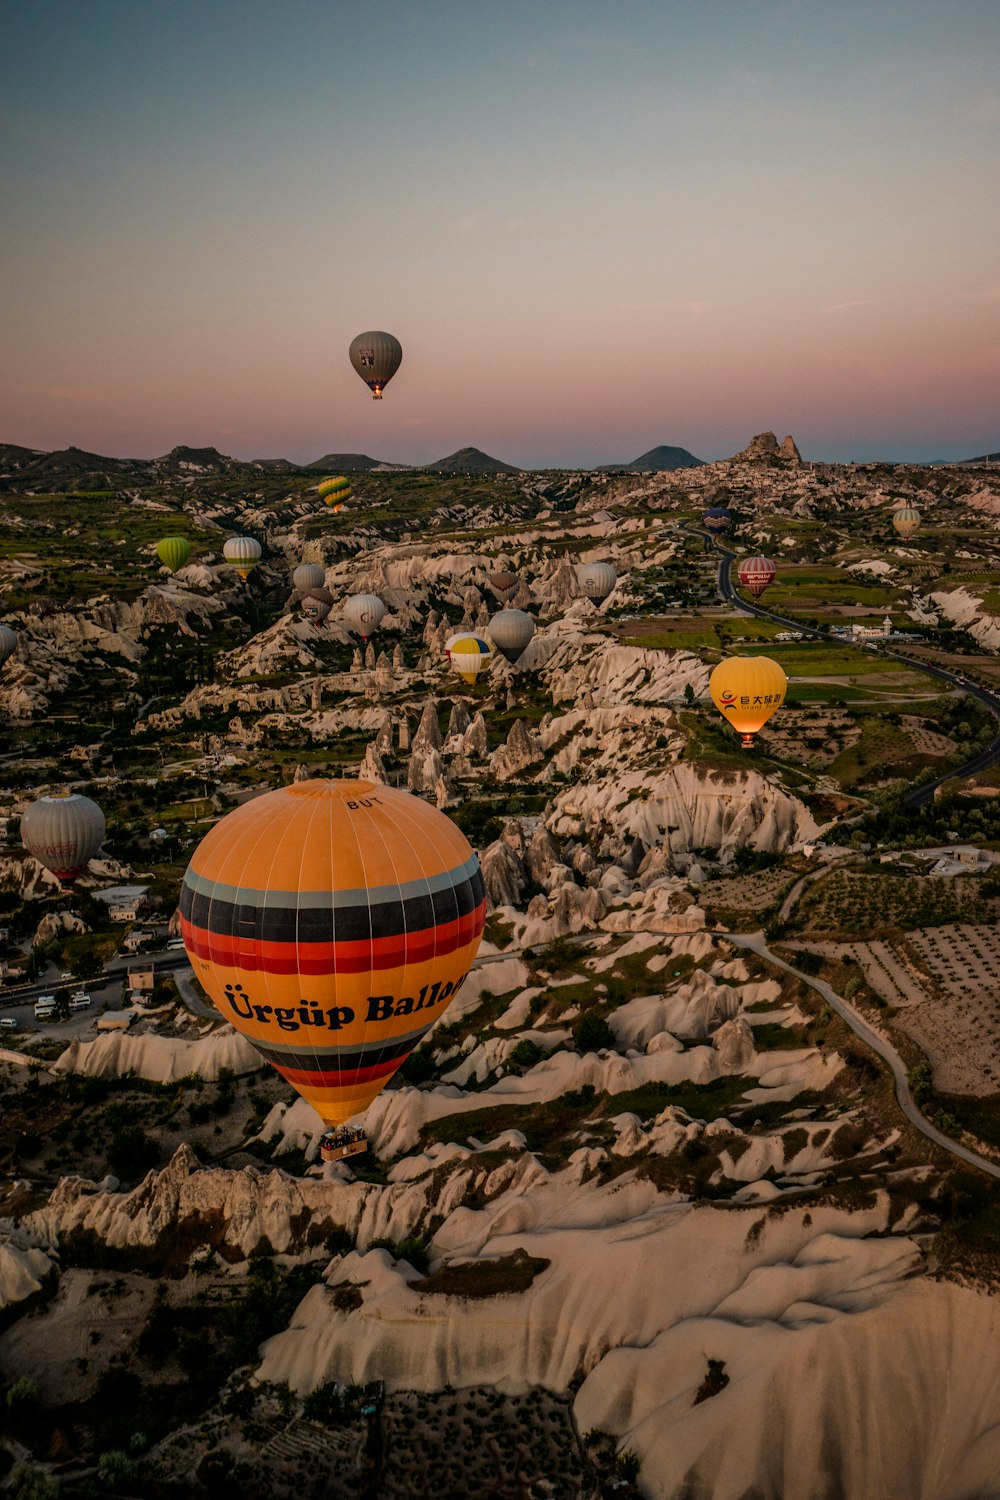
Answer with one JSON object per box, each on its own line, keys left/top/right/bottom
{"left": 344, "top": 593, "right": 386, "bottom": 642}
{"left": 21, "top": 792, "right": 106, "bottom": 882}
{"left": 892, "top": 505, "right": 920, "bottom": 540}
{"left": 223, "top": 536, "right": 262, "bottom": 580}
{"left": 577, "top": 562, "right": 617, "bottom": 607}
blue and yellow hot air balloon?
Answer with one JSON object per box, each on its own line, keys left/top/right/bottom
{"left": 446, "top": 632, "right": 493, "bottom": 687}
{"left": 179, "top": 780, "right": 485, "bottom": 1126}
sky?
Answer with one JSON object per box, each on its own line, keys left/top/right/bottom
{"left": 2, "top": 0, "right": 999, "bottom": 467}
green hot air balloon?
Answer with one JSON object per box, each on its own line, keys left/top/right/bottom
{"left": 349, "top": 331, "right": 402, "bottom": 399}
{"left": 157, "top": 536, "right": 191, "bottom": 573}
{"left": 317, "top": 476, "right": 351, "bottom": 506}
{"left": 0, "top": 626, "right": 17, "bottom": 669}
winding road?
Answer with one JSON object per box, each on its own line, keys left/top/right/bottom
{"left": 723, "top": 930, "right": 1000, "bottom": 1181}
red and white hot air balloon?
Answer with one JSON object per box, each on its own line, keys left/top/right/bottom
{"left": 736, "top": 556, "right": 776, "bottom": 599}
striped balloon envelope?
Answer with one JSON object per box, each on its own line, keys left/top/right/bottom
{"left": 178, "top": 780, "right": 485, "bottom": 1126}
{"left": 445, "top": 632, "right": 493, "bottom": 686}
{"left": 317, "top": 475, "right": 351, "bottom": 506}
{"left": 892, "top": 505, "right": 920, "bottom": 540}
{"left": 736, "top": 556, "right": 776, "bottom": 598}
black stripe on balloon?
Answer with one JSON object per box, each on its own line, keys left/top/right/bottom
{"left": 253, "top": 1032, "right": 417, "bottom": 1074}
{"left": 179, "top": 868, "right": 485, "bottom": 944}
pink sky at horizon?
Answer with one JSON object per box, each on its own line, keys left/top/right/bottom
{"left": 3, "top": 1, "right": 999, "bottom": 466}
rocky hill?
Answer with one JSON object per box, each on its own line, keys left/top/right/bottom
{"left": 422, "top": 446, "right": 520, "bottom": 474}
{"left": 604, "top": 443, "right": 705, "bottom": 471}
{"left": 304, "top": 452, "right": 398, "bottom": 471}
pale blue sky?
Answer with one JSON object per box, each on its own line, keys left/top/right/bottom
{"left": 3, "top": 1, "right": 998, "bottom": 464}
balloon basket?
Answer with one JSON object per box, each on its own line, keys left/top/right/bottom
{"left": 320, "top": 1128, "right": 368, "bottom": 1163}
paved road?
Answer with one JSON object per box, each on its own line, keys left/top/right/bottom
{"left": 697, "top": 526, "right": 1000, "bottom": 806}
{"left": 725, "top": 929, "right": 1000, "bottom": 1181}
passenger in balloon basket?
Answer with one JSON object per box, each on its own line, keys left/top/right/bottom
{"left": 320, "top": 1126, "right": 368, "bottom": 1163}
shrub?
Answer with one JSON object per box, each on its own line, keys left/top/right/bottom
{"left": 573, "top": 1012, "right": 614, "bottom": 1053}
{"left": 510, "top": 1039, "right": 544, "bottom": 1069}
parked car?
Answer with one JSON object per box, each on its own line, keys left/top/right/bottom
{"left": 0, "top": 1017, "right": 18, "bottom": 1030}
{"left": 69, "top": 995, "right": 91, "bottom": 1010}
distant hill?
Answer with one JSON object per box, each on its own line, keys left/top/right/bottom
{"left": 422, "top": 446, "right": 519, "bottom": 475}
{"left": 304, "top": 453, "right": 395, "bottom": 472}
{"left": 957, "top": 451, "right": 1000, "bottom": 466}
{"left": 158, "top": 445, "right": 234, "bottom": 470}
{"left": 599, "top": 444, "right": 704, "bottom": 471}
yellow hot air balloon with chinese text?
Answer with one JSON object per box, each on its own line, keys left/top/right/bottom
{"left": 709, "top": 656, "right": 787, "bottom": 749}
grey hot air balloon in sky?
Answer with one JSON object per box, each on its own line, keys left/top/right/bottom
{"left": 577, "top": 562, "right": 617, "bottom": 607}
{"left": 293, "top": 563, "right": 326, "bottom": 592}
{"left": 344, "top": 593, "right": 386, "bottom": 641}
{"left": 349, "top": 331, "right": 402, "bottom": 399}
{"left": 489, "top": 609, "right": 534, "bottom": 665}
{"left": 21, "top": 792, "right": 106, "bottom": 882}
{"left": 0, "top": 626, "right": 17, "bottom": 668}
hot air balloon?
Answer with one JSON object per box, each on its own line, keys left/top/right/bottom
{"left": 577, "top": 562, "right": 617, "bottom": 607}
{"left": 489, "top": 609, "right": 534, "bottom": 665}
{"left": 0, "top": 626, "right": 17, "bottom": 668}
{"left": 178, "top": 779, "right": 485, "bottom": 1127}
{"left": 737, "top": 556, "right": 777, "bottom": 599}
{"left": 21, "top": 792, "right": 106, "bottom": 882}
{"left": 223, "top": 536, "right": 262, "bottom": 580}
{"left": 489, "top": 570, "right": 518, "bottom": 602}
{"left": 301, "top": 588, "right": 335, "bottom": 629}
{"left": 892, "top": 505, "right": 920, "bottom": 540}
{"left": 318, "top": 476, "right": 351, "bottom": 506}
{"left": 446, "top": 633, "right": 493, "bottom": 686}
{"left": 344, "top": 593, "right": 386, "bottom": 642}
{"left": 157, "top": 536, "right": 191, "bottom": 573}
{"left": 349, "top": 331, "right": 402, "bottom": 400}
{"left": 709, "top": 656, "right": 787, "bottom": 749}
{"left": 703, "top": 507, "right": 733, "bottom": 534}
{"left": 293, "top": 563, "right": 326, "bottom": 593}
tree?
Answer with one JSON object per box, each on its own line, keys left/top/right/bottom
{"left": 573, "top": 1012, "right": 615, "bottom": 1053}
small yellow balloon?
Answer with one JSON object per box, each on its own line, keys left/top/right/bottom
{"left": 709, "top": 655, "right": 787, "bottom": 749}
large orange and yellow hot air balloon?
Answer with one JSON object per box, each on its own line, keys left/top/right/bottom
{"left": 709, "top": 656, "right": 787, "bottom": 749}
{"left": 179, "top": 780, "right": 485, "bottom": 1127}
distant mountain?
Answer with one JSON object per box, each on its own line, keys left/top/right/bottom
{"left": 304, "top": 453, "right": 395, "bottom": 472}
{"left": 422, "top": 446, "right": 519, "bottom": 475}
{"left": 957, "top": 451, "right": 1000, "bottom": 467}
{"left": 158, "top": 445, "right": 235, "bottom": 470}
{"left": 599, "top": 444, "right": 704, "bottom": 472}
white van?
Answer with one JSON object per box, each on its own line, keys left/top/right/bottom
{"left": 34, "top": 997, "right": 56, "bottom": 1020}
{"left": 0, "top": 1017, "right": 17, "bottom": 1031}
{"left": 69, "top": 995, "right": 91, "bottom": 1011}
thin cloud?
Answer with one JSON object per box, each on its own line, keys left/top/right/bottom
{"left": 819, "top": 300, "right": 874, "bottom": 317}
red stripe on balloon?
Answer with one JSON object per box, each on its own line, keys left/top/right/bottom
{"left": 179, "top": 902, "right": 485, "bottom": 974}
{"left": 277, "top": 1057, "right": 403, "bottom": 1088}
